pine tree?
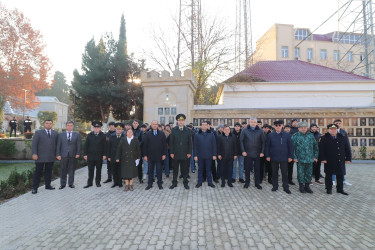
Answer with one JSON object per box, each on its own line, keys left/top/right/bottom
{"left": 37, "top": 71, "right": 70, "bottom": 104}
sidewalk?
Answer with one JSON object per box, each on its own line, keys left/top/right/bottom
{"left": 0, "top": 163, "right": 374, "bottom": 249}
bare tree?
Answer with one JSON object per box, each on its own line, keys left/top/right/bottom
{"left": 145, "top": 2, "right": 235, "bottom": 105}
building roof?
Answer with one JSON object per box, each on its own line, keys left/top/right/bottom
{"left": 224, "top": 60, "right": 374, "bottom": 83}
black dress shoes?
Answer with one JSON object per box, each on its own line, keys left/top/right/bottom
{"left": 228, "top": 183, "right": 234, "bottom": 187}
{"left": 244, "top": 184, "right": 249, "bottom": 189}
{"left": 221, "top": 183, "right": 225, "bottom": 188}
{"left": 103, "top": 179, "right": 112, "bottom": 183}
{"left": 195, "top": 183, "right": 202, "bottom": 188}
{"left": 255, "top": 184, "right": 262, "bottom": 190}
{"left": 69, "top": 184, "right": 75, "bottom": 188}
{"left": 208, "top": 183, "right": 215, "bottom": 188}
{"left": 213, "top": 179, "right": 219, "bottom": 183}
{"left": 158, "top": 185, "right": 163, "bottom": 190}
{"left": 96, "top": 183, "right": 101, "bottom": 187}
{"left": 184, "top": 185, "right": 190, "bottom": 190}
{"left": 83, "top": 185, "right": 92, "bottom": 188}
{"left": 31, "top": 189, "right": 37, "bottom": 194}
{"left": 111, "top": 184, "right": 118, "bottom": 188}
{"left": 59, "top": 186, "right": 65, "bottom": 190}
{"left": 46, "top": 186, "right": 55, "bottom": 190}
{"left": 145, "top": 186, "right": 152, "bottom": 190}
{"left": 272, "top": 188, "right": 277, "bottom": 191}
{"left": 288, "top": 181, "right": 296, "bottom": 185}
{"left": 284, "top": 189, "right": 291, "bottom": 194}
{"left": 239, "top": 178, "right": 245, "bottom": 183}
{"left": 327, "top": 189, "right": 332, "bottom": 194}
{"left": 337, "top": 190, "right": 349, "bottom": 195}
{"left": 169, "top": 184, "right": 177, "bottom": 189}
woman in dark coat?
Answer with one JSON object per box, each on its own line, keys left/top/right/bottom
{"left": 116, "top": 129, "right": 141, "bottom": 191}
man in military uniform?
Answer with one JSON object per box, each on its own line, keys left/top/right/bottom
{"left": 107, "top": 123, "right": 125, "bottom": 188}
{"left": 83, "top": 121, "right": 107, "bottom": 188}
{"left": 103, "top": 121, "right": 116, "bottom": 183}
{"left": 9, "top": 117, "right": 17, "bottom": 137}
{"left": 319, "top": 124, "right": 352, "bottom": 195}
{"left": 292, "top": 121, "right": 319, "bottom": 194}
{"left": 24, "top": 116, "right": 32, "bottom": 133}
{"left": 169, "top": 114, "right": 192, "bottom": 190}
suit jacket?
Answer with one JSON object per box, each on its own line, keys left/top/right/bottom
{"left": 217, "top": 133, "right": 237, "bottom": 160}
{"left": 338, "top": 128, "right": 348, "bottom": 137}
{"left": 56, "top": 131, "right": 81, "bottom": 158}
{"left": 31, "top": 129, "right": 58, "bottom": 163}
{"left": 143, "top": 130, "right": 167, "bottom": 162}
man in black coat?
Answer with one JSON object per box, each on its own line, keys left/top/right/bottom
{"left": 240, "top": 118, "right": 265, "bottom": 189}
{"left": 232, "top": 122, "right": 244, "bottom": 183}
{"left": 169, "top": 114, "right": 192, "bottom": 189}
{"left": 107, "top": 123, "right": 125, "bottom": 188}
{"left": 103, "top": 121, "right": 116, "bottom": 183}
{"left": 217, "top": 125, "right": 237, "bottom": 187}
{"left": 9, "top": 117, "right": 17, "bottom": 137}
{"left": 132, "top": 119, "right": 143, "bottom": 183}
{"left": 206, "top": 121, "right": 219, "bottom": 183}
{"left": 289, "top": 119, "right": 299, "bottom": 135}
{"left": 83, "top": 121, "right": 107, "bottom": 188}
{"left": 260, "top": 124, "right": 272, "bottom": 184}
{"left": 319, "top": 124, "right": 351, "bottom": 195}
{"left": 24, "top": 116, "right": 32, "bottom": 133}
{"left": 143, "top": 120, "right": 167, "bottom": 190}
{"left": 310, "top": 123, "right": 324, "bottom": 185}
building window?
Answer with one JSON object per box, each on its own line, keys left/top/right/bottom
{"left": 295, "top": 47, "right": 300, "bottom": 59}
{"left": 165, "top": 107, "right": 170, "bottom": 115}
{"left": 360, "top": 52, "right": 365, "bottom": 62}
{"left": 307, "top": 48, "right": 313, "bottom": 60}
{"left": 171, "top": 107, "right": 176, "bottom": 115}
{"left": 348, "top": 51, "right": 353, "bottom": 62}
{"left": 282, "top": 46, "right": 288, "bottom": 58}
{"left": 334, "top": 50, "right": 339, "bottom": 61}
{"left": 294, "top": 29, "right": 311, "bottom": 40}
{"left": 160, "top": 117, "right": 166, "bottom": 124}
{"left": 158, "top": 108, "right": 163, "bottom": 115}
{"left": 169, "top": 116, "right": 174, "bottom": 123}
{"left": 320, "top": 49, "right": 327, "bottom": 60}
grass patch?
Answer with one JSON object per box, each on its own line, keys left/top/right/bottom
{"left": 0, "top": 163, "right": 34, "bottom": 181}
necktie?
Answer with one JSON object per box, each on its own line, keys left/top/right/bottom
{"left": 154, "top": 131, "right": 157, "bottom": 136}
{"left": 117, "top": 135, "right": 120, "bottom": 139}
{"left": 68, "top": 132, "right": 71, "bottom": 142}
{"left": 47, "top": 130, "right": 50, "bottom": 137}
{"left": 180, "top": 127, "right": 183, "bottom": 131}
{"left": 95, "top": 133, "right": 98, "bottom": 136}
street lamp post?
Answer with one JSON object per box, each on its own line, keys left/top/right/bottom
{"left": 22, "top": 89, "right": 28, "bottom": 135}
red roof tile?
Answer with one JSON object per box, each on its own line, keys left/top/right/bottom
{"left": 225, "top": 60, "right": 373, "bottom": 83}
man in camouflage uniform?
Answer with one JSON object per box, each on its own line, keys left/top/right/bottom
{"left": 291, "top": 121, "right": 319, "bottom": 194}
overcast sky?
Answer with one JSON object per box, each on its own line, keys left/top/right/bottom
{"left": 2, "top": 0, "right": 344, "bottom": 84}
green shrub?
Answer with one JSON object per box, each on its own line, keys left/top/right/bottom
{"left": 0, "top": 139, "right": 17, "bottom": 156}
{"left": 360, "top": 146, "right": 367, "bottom": 159}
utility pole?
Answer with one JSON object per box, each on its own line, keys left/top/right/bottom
{"left": 22, "top": 89, "right": 27, "bottom": 134}
{"left": 363, "top": 0, "right": 370, "bottom": 77}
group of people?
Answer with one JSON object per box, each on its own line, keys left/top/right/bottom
{"left": 30, "top": 114, "right": 352, "bottom": 195}
{"left": 7, "top": 116, "right": 33, "bottom": 137}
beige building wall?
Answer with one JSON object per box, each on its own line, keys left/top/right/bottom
{"left": 252, "top": 23, "right": 369, "bottom": 76}
{"left": 141, "top": 70, "right": 196, "bottom": 125}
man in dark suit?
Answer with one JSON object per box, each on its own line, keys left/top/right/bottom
{"left": 83, "top": 121, "right": 107, "bottom": 188}
{"left": 107, "top": 123, "right": 125, "bottom": 188}
{"left": 31, "top": 119, "right": 58, "bottom": 194}
{"left": 9, "top": 117, "right": 17, "bottom": 137}
{"left": 104, "top": 121, "right": 116, "bottom": 183}
{"left": 143, "top": 120, "right": 167, "bottom": 190}
{"left": 56, "top": 121, "right": 81, "bottom": 189}
{"left": 169, "top": 114, "right": 192, "bottom": 190}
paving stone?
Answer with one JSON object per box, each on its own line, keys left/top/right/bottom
{"left": 0, "top": 164, "right": 374, "bottom": 249}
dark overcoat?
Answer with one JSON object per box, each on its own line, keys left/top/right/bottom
{"left": 143, "top": 130, "right": 167, "bottom": 162}
{"left": 84, "top": 131, "right": 107, "bottom": 161}
{"left": 319, "top": 132, "right": 351, "bottom": 175}
{"left": 169, "top": 126, "right": 192, "bottom": 160}
{"left": 115, "top": 137, "right": 141, "bottom": 179}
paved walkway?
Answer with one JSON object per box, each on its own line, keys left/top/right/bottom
{"left": 0, "top": 163, "right": 374, "bottom": 250}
